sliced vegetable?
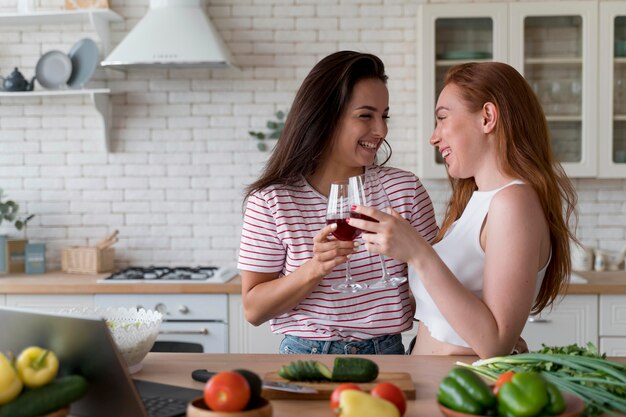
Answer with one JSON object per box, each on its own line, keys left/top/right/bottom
{"left": 0, "top": 352, "right": 22, "bottom": 406}
{"left": 0, "top": 375, "right": 88, "bottom": 417}
{"left": 15, "top": 346, "right": 59, "bottom": 389}
{"left": 278, "top": 360, "right": 332, "bottom": 381}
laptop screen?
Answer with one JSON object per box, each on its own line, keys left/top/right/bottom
{"left": 0, "top": 306, "right": 148, "bottom": 417}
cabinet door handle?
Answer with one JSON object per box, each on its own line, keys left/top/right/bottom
{"left": 159, "top": 328, "right": 209, "bottom": 335}
{"left": 527, "top": 317, "right": 551, "bottom": 323}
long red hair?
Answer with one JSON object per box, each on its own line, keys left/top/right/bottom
{"left": 435, "top": 62, "right": 578, "bottom": 314}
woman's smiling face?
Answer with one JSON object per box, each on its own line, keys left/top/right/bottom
{"left": 328, "top": 78, "right": 390, "bottom": 170}
{"left": 430, "top": 83, "right": 487, "bottom": 179}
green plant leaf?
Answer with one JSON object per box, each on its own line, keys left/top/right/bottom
{"left": 267, "top": 121, "right": 278, "bottom": 129}
{"left": 15, "top": 220, "right": 23, "bottom": 230}
{"left": 257, "top": 142, "right": 267, "bottom": 151}
{"left": 276, "top": 111, "right": 285, "bottom": 120}
{"left": 270, "top": 131, "right": 281, "bottom": 139}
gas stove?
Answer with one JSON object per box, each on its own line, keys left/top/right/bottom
{"left": 96, "top": 266, "right": 238, "bottom": 284}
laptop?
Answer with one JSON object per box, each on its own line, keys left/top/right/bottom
{"left": 0, "top": 306, "right": 202, "bottom": 417}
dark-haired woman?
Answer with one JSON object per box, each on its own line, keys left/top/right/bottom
{"left": 237, "top": 51, "right": 438, "bottom": 355}
{"left": 351, "top": 62, "right": 578, "bottom": 359}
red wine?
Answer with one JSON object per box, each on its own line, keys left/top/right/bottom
{"left": 326, "top": 217, "right": 359, "bottom": 241}
{"left": 326, "top": 213, "right": 379, "bottom": 241}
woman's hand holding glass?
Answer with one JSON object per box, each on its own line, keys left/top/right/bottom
{"left": 310, "top": 222, "right": 357, "bottom": 281}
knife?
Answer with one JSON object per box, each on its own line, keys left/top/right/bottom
{"left": 191, "top": 369, "right": 319, "bottom": 394}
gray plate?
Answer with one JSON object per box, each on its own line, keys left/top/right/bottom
{"left": 35, "top": 50, "right": 72, "bottom": 90}
{"left": 67, "top": 38, "right": 99, "bottom": 89}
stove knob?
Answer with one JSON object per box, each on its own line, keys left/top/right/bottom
{"left": 178, "top": 305, "right": 190, "bottom": 314}
{"left": 135, "top": 305, "right": 144, "bottom": 311}
{"left": 154, "top": 303, "right": 168, "bottom": 315}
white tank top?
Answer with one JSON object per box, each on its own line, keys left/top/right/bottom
{"left": 410, "top": 180, "right": 549, "bottom": 347}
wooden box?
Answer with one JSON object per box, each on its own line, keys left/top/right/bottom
{"left": 4, "top": 239, "right": 27, "bottom": 274}
{"left": 61, "top": 246, "right": 114, "bottom": 274}
{"left": 64, "top": 0, "right": 109, "bottom": 10}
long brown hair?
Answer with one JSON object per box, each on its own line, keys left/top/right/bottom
{"left": 244, "top": 51, "right": 391, "bottom": 201}
{"left": 436, "top": 62, "right": 578, "bottom": 314}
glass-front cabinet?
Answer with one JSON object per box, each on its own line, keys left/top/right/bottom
{"left": 509, "top": 2, "right": 598, "bottom": 177}
{"left": 418, "top": 4, "right": 508, "bottom": 179}
{"left": 418, "top": 2, "right": 605, "bottom": 179}
{"left": 599, "top": 2, "right": 626, "bottom": 177}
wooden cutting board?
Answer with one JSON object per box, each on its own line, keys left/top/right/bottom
{"left": 262, "top": 372, "right": 415, "bottom": 400}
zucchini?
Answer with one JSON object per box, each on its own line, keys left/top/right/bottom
{"left": 331, "top": 357, "right": 379, "bottom": 382}
{"left": 278, "top": 360, "right": 332, "bottom": 381}
{"left": 0, "top": 375, "right": 88, "bottom": 417}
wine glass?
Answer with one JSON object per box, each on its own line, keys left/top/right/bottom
{"left": 326, "top": 180, "right": 368, "bottom": 293}
{"left": 349, "top": 171, "right": 408, "bottom": 289}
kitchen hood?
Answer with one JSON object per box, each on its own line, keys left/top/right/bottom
{"left": 101, "top": 0, "right": 237, "bottom": 70}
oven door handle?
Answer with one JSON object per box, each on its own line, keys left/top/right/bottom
{"left": 159, "top": 328, "right": 210, "bottom": 335}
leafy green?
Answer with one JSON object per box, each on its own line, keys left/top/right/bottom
{"left": 457, "top": 343, "right": 626, "bottom": 417}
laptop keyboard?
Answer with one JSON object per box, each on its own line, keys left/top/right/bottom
{"left": 141, "top": 395, "right": 188, "bottom": 417}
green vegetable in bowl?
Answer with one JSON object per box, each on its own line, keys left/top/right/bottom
{"left": 437, "top": 367, "right": 496, "bottom": 415}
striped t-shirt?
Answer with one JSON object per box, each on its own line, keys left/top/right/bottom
{"left": 237, "top": 165, "right": 439, "bottom": 341}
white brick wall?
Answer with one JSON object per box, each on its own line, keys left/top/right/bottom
{"left": 1, "top": 0, "right": 625, "bottom": 270}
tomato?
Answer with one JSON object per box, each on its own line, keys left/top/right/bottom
{"left": 494, "top": 371, "right": 516, "bottom": 395}
{"left": 371, "top": 382, "right": 407, "bottom": 416}
{"left": 203, "top": 371, "right": 251, "bottom": 412}
{"left": 330, "top": 383, "right": 361, "bottom": 415}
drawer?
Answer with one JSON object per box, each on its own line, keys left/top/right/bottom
{"left": 600, "top": 337, "right": 626, "bottom": 357}
{"left": 600, "top": 295, "right": 626, "bottom": 336}
{"left": 522, "top": 295, "right": 598, "bottom": 351}
{"left": 95, "top": 294, "right": 228, "bottom": 321}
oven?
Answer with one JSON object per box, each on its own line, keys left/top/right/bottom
{"left": 95, "top": 292, "right": 229, "bottom": 353}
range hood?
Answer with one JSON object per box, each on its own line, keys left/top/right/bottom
{"left": 101, "top": 0, "right": 237, "bottom": 69}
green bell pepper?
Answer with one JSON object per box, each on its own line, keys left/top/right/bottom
{"left": 544, "top": 381, "right": 566, "bottom": 416}
{"left": 497, "top": 372, "right": 549, "bottom": 417}
{"left": 437, "top": 367, "right": 496, "bottom": 415}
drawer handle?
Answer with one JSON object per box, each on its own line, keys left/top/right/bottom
{"left": 527, "top": 317, "right": 551, "bottom": 323}
{"left": 159, "top": 328, "right": 209, "bottom": 335}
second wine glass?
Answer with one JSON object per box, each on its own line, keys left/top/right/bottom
{"left": 349, "top": 171, "right": 408, "bottom": 289}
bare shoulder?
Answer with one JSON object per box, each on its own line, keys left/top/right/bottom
{"left": 489, "top": 183, "right": 543, "bottom": 219}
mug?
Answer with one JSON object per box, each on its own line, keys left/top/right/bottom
{"left": 594, "top": 250, "right": 608, "bottom": 272}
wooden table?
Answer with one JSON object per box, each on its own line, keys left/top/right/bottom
{"left": 134, "top": 353, "right": 626, "bottom": 417}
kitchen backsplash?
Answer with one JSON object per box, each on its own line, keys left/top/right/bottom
{"left": 0, "top": 0, "right": 624, "bottom": 269}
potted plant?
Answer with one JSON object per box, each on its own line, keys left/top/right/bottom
{"left": 0, "top": 189, "right": 36, "bottom": 273}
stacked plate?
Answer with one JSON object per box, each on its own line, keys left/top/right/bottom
{"left": 35, "top": 38, "right": 99, "bottom": 90}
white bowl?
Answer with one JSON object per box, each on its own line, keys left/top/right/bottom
{"left": 63, "top": 306, "right": 162, "bottom": 374}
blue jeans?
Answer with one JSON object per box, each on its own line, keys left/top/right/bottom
{"left": 279, "top": 334, "right": 405, "bottom": 355}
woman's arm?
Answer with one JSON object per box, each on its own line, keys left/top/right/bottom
{"left": 352, "top": 185, "right": 549, "bottom": 358}
{"left": 242, "top": 223, "right": 356, "bottom": 326}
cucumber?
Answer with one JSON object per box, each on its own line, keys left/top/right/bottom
{"left": 0, "top": 375, "right": 88, "bottom": 417}
{"left": 331, "top": 357, "right": 379, "bottom": 382}
{"left": 278, "top": 360, "right": 332, "bottom": 381}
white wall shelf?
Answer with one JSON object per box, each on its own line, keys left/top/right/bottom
{"left": 0, "top": 88, "right": 113, "bottom": 152}
{"left": 0, "top": 9, "right": 122, "bottom": 53}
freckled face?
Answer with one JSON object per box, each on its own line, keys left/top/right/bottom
{"left": 328, "top": 78, "right": 390, "bottom": 169}
{"left": 430, "top": 83, "right": 487, "bottom": 179}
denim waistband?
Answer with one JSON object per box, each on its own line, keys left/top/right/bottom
{"left": 279, "top": 333, "right": 405, "bottom": 355}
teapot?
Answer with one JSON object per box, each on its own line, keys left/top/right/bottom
{"left": 0, "top": 67, "right": 35, "bottom": 92}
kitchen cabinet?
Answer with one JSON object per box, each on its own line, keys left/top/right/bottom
{"left": 418, "top": 2, "right": 601, "bottom": 178}
{"left": 5, "top": 294, "right": 93, "bottom": 311}
{"left": 0, "top": 294, "right": 5, "bottom": 305}
{"left": 0, "top": 9, "right": 122, "bottom": 152}
{"left": 598, "top": 294, "right": 626, "bottom": 354}
{"left": 521, "top": 294, "right": 599, "bottom": 351}
{"left": 228, "top": 294, "right": 283, "bottom": 354}
{"left": 599, "top": 2, "right": 626, "bottom": 177}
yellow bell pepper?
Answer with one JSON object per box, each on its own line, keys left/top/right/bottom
{"left": 16, "top": 346, "right": 59, "bottom": 389}
{"left": 339, "top": 389, "right": 400, "bottom": 417}
{"left": 0, "top": 352, "right": 22, "bottom": 405}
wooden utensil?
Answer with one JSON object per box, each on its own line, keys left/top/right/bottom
{"left": 261, "top": 372, "right": 415, "bottom": 400}
{"left": 96, "top": 230, "right": 118, "bottom": 250}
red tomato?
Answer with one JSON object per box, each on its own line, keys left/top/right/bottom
{"left": 494, "top": 371, "right": 516, "bottom": 395}
{"left": 203, "top": 371, "right": 251, "bottom": 412}
{"left": 330, "top": 383, "right": 361, "bottom": 415}
{"left": 371, "top": 382, "right": 407, "bottom": 416}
